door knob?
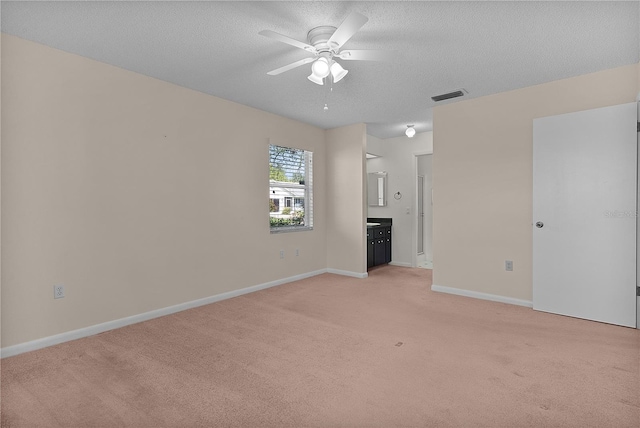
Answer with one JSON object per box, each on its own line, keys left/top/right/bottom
{"left": 535, "top": 221, "right": 544, "bottom": 228}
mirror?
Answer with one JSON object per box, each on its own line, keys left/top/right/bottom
{"left": 368, "top": 172, "right": 387, "bottom": 206}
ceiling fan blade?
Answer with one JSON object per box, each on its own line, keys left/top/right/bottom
{"left": 267, "top": 57, "right": 315, "bottom": 75}
{"left": 259, "top": 30, "right": 317, "bottom": 53}
{"left": 327, "top": 11, "right": 368, "bottom": 48}
{"left": 337, "top": 49, "right": 394, "bottom": 61}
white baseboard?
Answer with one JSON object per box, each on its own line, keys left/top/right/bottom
{"left": 326, "top": 268, "right": 368, "bottom": 278}
{"left": 389, "top": 261, "right": 412, "bottom": 268}
{"left": 431, "top": 284, "right": 533, "bottom": 308}
{"left": 1, "top": 268, "right": 337, "bottom": 359}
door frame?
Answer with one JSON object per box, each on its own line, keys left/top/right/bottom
{"left": 637, "top": 97, "right": 640, "bottom": 329}
{"left": 412, "top": 151, "right": 432, "bottom": 268}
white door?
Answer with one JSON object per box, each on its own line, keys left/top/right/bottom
{"left": 533, "top": 102, "right": 637, "bottom": 327}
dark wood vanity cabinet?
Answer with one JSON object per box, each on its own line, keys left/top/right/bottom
{"left": 367, "top": 225, "right": 391, "bottom": 269}
{"left": 367, "top": 229, "right": 375, "bottom": 268}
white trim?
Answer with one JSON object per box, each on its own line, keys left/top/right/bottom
{"left": 431, "top": 284, "right": 533, "bottom": 308}
{"left": 326, "top": 268, "right": 368, "bottom": 278}
{"left": 1, "top": 268, "right": 344, "bottom": 359}
{"left": 389, "top": 261, "right": 412, "bottom": 268}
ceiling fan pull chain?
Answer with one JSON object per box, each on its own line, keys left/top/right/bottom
{"left": 322, "top": 77, "right": 331, "bottom": 111}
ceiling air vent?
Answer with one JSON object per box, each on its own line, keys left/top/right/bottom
{"left": 431, "top": 89, "right": 466, "bottom": 102}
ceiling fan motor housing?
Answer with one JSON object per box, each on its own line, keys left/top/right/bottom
{"left": 307, "top": 26, "right": 338, "bottom": 54}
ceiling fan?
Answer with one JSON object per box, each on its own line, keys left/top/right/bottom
{"left": 259, "top": 11, "right": 392, "bottom": 85}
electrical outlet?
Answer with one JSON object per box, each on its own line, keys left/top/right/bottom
{"left": 54, "top": 285, "right": 65, "bottom": 299}
{"left": 280, "top": 250, "right": 284, "bottom": 259}
{"left": 505, "top": 260, "right": 513, "bottom": 271}
{"left": 295, "top": 249, "right": 300, "bottom": 257}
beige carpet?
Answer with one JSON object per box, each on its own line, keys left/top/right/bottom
{"left": 2, "top": 265, "right": 639, "bottom": 427}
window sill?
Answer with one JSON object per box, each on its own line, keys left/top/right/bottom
{"left": 270, "top": 226, "right": 314, "bottom": 234}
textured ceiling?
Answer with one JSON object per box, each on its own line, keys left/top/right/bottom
{"left": 2, "top": 1, "right": 639, "bottom": 139}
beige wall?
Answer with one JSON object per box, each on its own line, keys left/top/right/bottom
{"left": 433, "top": 63, "right": 639, "bottom": 301}
{"left": 325, "top": 124, "right": 367, "bottom": 275}
{"left": 1, "top": 35, "right": 334, "bottom": 347}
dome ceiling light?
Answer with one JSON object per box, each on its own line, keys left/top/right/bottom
{"left": 406, "top": 125, "right": 416, "bottom": 138}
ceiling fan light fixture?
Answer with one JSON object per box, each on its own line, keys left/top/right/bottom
{"left": 311, "top": 57, "right": 331, "bottom": 78}
{"left": 406, "top": 125, "right": 416, "bottom": 138}
{"left": 307, "top": 73, "right": 324, "bottom": 85}
{"left": 330, "top": 61, "right": 348, "bottom": 83}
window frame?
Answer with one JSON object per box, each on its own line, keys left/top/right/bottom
{"left": 269, "top": 143, "right": 313, "bottom": 233}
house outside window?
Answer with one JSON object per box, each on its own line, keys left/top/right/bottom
{"left": 269, "top": 144, "right": 313, "bottom": 232}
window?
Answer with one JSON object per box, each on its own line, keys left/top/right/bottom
{"left": 269, "top": 144, "right": 313, "bottom": 232}
{"left": 269, "top": 198, "right": 279, "bottom": 212}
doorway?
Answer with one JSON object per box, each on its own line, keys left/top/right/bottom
{"left": 415, "top": 154, "right": 433, "bottom": 269}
